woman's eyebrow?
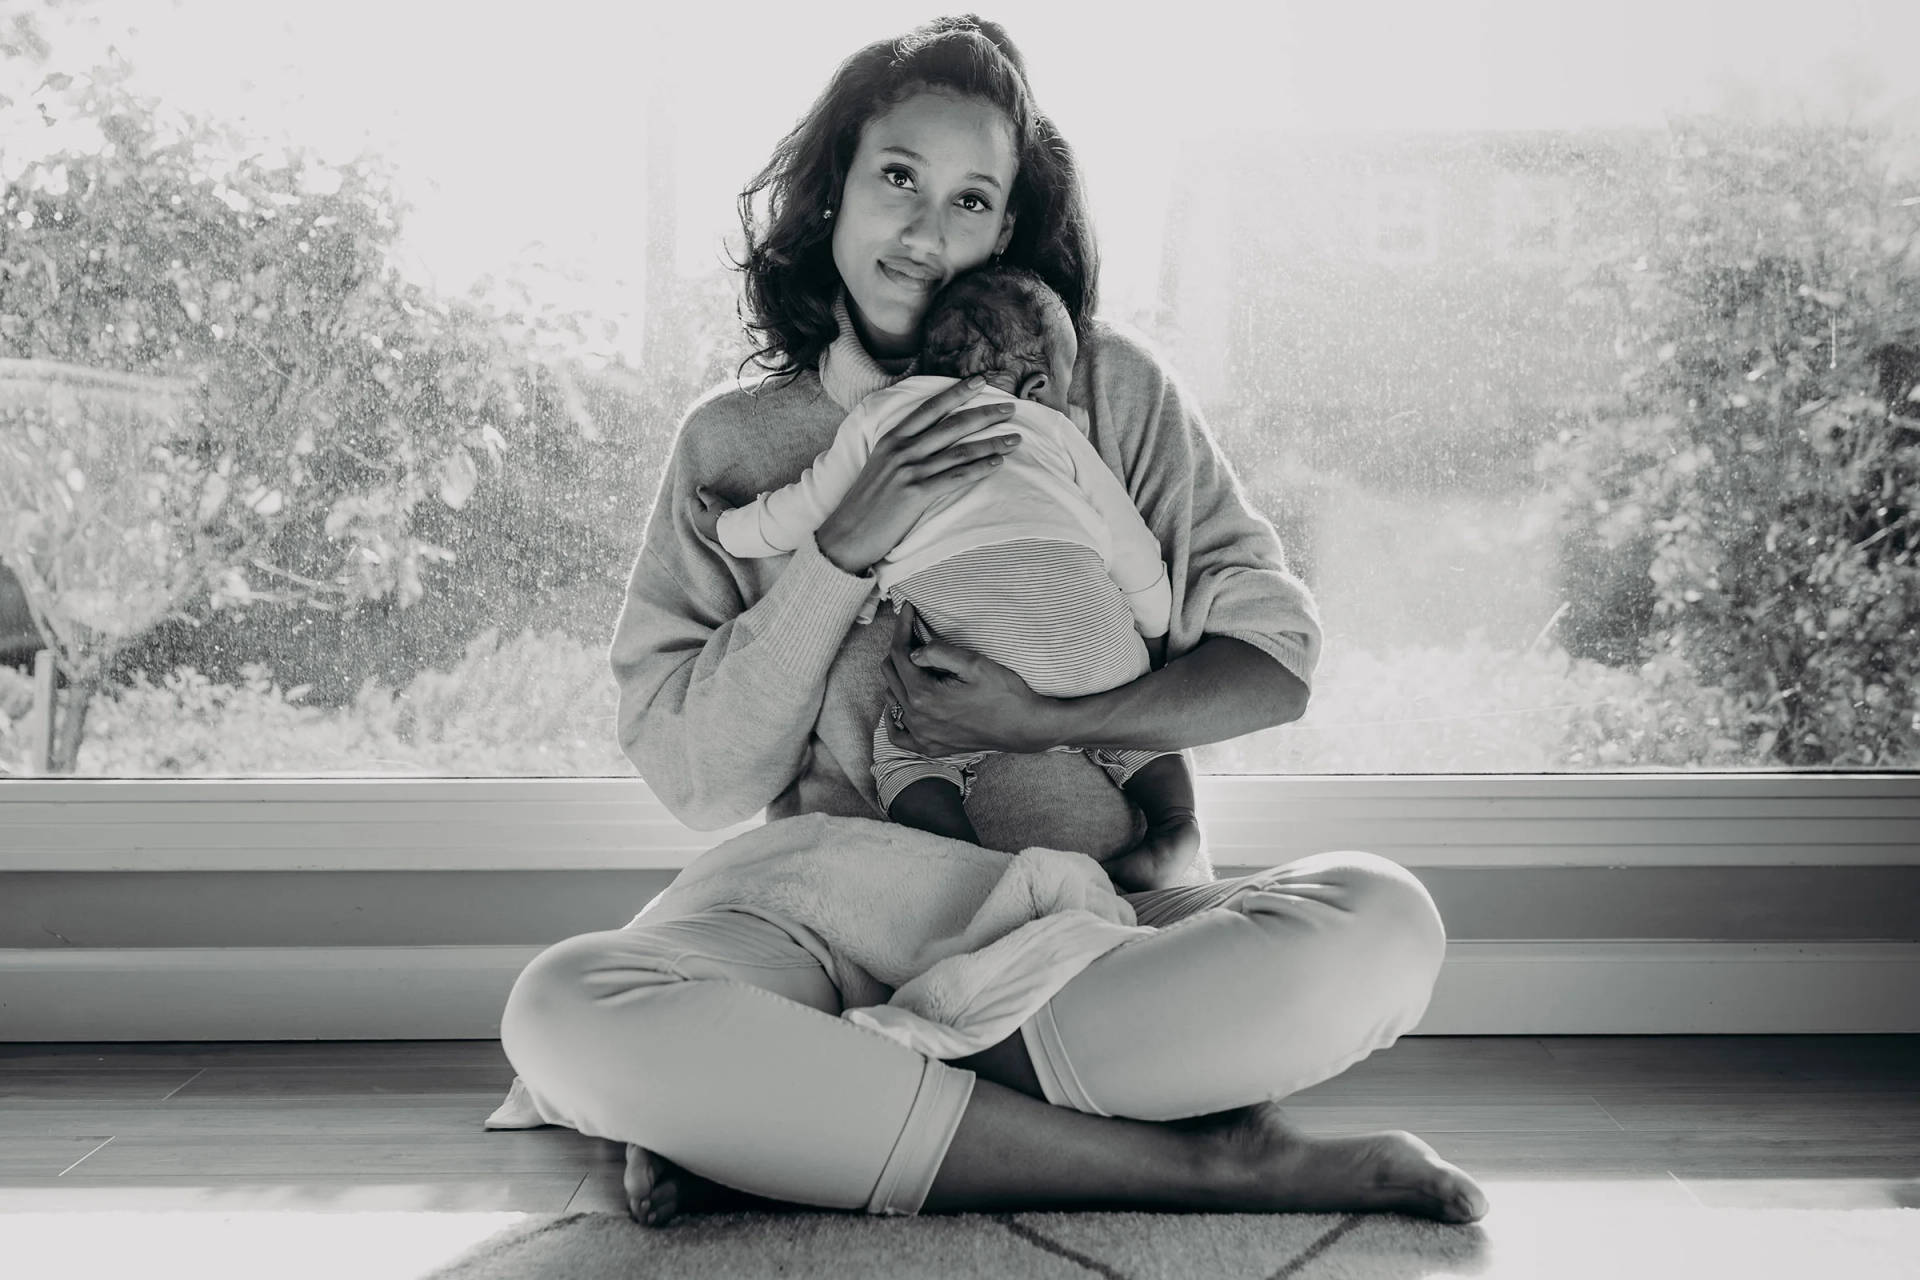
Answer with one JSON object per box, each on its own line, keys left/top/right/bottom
{"left": 877, "top": 146, "right": 1005, "bottom": 192}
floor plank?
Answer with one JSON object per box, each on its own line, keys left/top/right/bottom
{"left": 166, "top": 1065, "right": 517, "bottom": 1099}
{"left": 0, "top": 1035, "right": 1911, "bottom": 1216}
{"left": 0, "top": 1096, "right": 514, "bottom": 1139}
{"left": 0, "top": 1070, "right": 204, "bottom": 1101}
{"left": 60, "top": 1131, "right": 597, "bottom": 1178}
{"left": 0, "top": 1174, "right": 586, "bottom": 1212}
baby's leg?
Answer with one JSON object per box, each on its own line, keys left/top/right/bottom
{"left": 1090, "top": 749, "right": 1204, "bottom": 891}
{"left": 872, "top": 700, "right": 986, "bottom": 844}
{"left": 890, "top": 777, "right": 980, "bottom": 844}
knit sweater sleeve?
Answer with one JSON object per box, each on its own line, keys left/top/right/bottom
{"left": 1083, "top": 323, "right": 1322, "bottom": 690}
{"left": 714, "top": 397, "right": 881, "bottom": 557}
{"left": 610, "top": 389, "right": 878, "bottom": 830}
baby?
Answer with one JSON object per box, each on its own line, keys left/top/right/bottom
{"left": 694, "top": 267, "right": 1201, "bottom": 892}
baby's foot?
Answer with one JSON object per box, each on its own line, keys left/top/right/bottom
{"left": 1104, "top": 816, "right": 1203, "bottom": 893}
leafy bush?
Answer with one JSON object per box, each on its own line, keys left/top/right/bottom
{"left": 1195, "top": 630, "right": 1750, "bottom": 774}
{"left": 1536, "top": 118, "right": 1920, "bottom": 766}
{"left": 64, "top": 628, "right": 628, "bottom": 776}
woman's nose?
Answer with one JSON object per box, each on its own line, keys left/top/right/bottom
{"left": 899, "top": 205, "right": 946, "bottom": 256}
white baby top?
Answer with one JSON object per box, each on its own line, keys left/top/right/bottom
{"left": 714, "top": 375, "right": 1172, "bottom": 636}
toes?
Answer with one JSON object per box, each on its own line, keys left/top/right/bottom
{"left": 624, "top": 1143, "right": 681, "bottom": 1227}
{"left": 622, "top": 1147, "right": 651, "bottom": 1215}
{"left": 1450, "top": 1181, "right": 1490, "bottom": 1222}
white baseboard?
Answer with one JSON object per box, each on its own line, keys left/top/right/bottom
{"left": 1419, "top": 941, "right": 1920, "bottom": 1034}
{"left": 3, "top": 941, "right": 1915, "bottom": 1040}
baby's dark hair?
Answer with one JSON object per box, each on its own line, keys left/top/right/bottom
{"left": 920, "top": 266, "right": 1074, "bottom": 381}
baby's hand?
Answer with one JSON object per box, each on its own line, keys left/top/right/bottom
{"left": 692, "top": 485, "right": 735, "bottom": 542}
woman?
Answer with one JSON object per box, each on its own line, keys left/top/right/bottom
{"left": 501, "top": 14, "right": 1489, "bottom": 1226}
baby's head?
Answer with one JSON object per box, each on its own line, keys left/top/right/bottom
{"left": 919, "top": 266, "right": 1077, "bottom": 415}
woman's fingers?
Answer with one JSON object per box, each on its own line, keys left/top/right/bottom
{"left": 894, "top": 374, "right": 990, "bottom": 434}
{"left": 893, "top": 399, "right": 1018, "bottom": 462}
{"left": 908, "top": 425, "right": 1024, "bottom": 487}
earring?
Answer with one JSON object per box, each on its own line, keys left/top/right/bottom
{"left": 823, "top": 207, "right": 834, "bottom": 220}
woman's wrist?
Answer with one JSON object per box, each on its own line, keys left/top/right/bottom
{"left": 814, "top": 525, "right": 873, "bottom": 578}
{"left": 810, "top": 521, "right": 871, "bottom": 579}
{"left": 1032, "top": 691, "right": 1085, "bottom": 753}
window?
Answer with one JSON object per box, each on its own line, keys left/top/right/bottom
{"left": 1364, "top": 175, "right": 1440, "bottom": 265}
{"left": 1493, "top": 173, "right": 1573, "bottom": 262}
{"left": 2, "top": 0, "right": 1916, "bottom": 788}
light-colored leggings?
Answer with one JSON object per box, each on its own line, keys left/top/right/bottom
{"left": 499, "top": 848, "right": 1448, "bottom": 1217}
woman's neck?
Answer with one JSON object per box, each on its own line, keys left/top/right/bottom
{"left": 817, "top": 292, "right": 917, "bottom": 411}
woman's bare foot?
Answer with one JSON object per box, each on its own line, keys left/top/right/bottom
{"left": 1187, "top": 1101, "right": 1490, "bottom": 1223}
{"left": 623, "top": 1143, "right": 789, "bottom": 1227}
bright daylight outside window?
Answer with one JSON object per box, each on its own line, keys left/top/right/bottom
{"left": 1, "top": 0, "right": 1916, "bottom": 778}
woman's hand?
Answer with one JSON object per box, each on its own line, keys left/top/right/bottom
{"left": 882, "top": 602, "right": 1060, "bottom": 757}
{"left": 815, "top": 376, "right": 1023, "bottom": 575}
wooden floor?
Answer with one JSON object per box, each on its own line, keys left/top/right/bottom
{"left": 1, "top": 1035, "right": 1916, "bottom": 1216}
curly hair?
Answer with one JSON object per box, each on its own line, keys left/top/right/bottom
{"left": 919, "top": 265, "right": 1073, "bottom": 381}
{"left": 732, "top": 14, "right": 1099, "bottom": 382}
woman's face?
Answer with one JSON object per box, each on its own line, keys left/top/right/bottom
{"left": 832, "top": 88, "right": 1019, "bottom": 359}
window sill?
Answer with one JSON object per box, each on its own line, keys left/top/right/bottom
{"left": 2, "top": 773, "right": 1916, "bottom": 871}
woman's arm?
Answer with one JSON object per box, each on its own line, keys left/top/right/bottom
{"left": 1049, "top": 633, "right": 1308, "bottom": 751}
{"left": 616, "top": 533, "right": 877, "bottom": 830}
{"left": 614, "top": 408, "right": 879, "bottom": 831}
{"left": 885, "top": 618, "right": 1302, "bottom": 757}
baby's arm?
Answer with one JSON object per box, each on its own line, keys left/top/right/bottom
{"left": 1057, "top": 415, "right": 1174, "bottom": 642}
{"left": 711, "top": 400, "right": 883, "bottom": 558}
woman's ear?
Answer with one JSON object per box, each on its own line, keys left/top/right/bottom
{"left": 994, "top": 213, "right": 1016, "bottom": 257}
{"left": 1016, "top": 370, "right": 1050, "bottom": 402}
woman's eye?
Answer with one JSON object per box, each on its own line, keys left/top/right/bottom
{"left": 883, "top": 167, "right": 915, "bottom": 191}
{"left": 958, "top": 193, "right": 992, "bottom": 213}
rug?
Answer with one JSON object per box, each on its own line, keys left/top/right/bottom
{"left": 420, "top": 1205, "right": 1920, "bottom": 1280}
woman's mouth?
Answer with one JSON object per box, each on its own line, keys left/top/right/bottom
{"left": 879, "top": 260, "right": 939, "bottom": 293}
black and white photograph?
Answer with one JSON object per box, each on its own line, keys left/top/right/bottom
{"left": 2, "top": 1, "right": 1917, "bottom": 1275}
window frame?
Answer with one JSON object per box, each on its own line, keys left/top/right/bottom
{"left": 3, "top": 773, "right": 1916, "bottom": 873}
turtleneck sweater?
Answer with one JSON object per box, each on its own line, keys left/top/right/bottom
{"left": 608, "top": 298, "right": 1322, "bottom": 872}
{"left": 816, "top": 291, "right": 914, "bottom": 407}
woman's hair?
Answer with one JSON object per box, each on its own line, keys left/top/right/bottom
{"left": 919, "top": 265, "right": 1072, "bottom": 382}
{"left": 732, "top": 14, "right": 1099, "bottom": 381}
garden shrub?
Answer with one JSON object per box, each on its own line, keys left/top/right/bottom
{"left": 68, "top": 628, "right": 628, "bottom": 776}
{"left": 1194, "top": 629, "right": 1748, "bottom": 775}
{"left": 1537, "top": 118, "right": 1920, "bottom": 766}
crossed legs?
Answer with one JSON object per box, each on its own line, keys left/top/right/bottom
{"left": 499, "top": 852, "right": 1488, "bottom": 1223}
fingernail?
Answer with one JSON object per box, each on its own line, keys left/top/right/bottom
{"left": 967, "top": 373, "right": 986, "bottom": 387}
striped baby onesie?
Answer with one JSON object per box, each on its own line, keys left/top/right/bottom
{"left": 870, "top": 537, "right": 1171, "bottom": 809}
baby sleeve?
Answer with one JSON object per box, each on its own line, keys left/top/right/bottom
{"left": 715, "top": 398, "right": 883, "bottom": 556}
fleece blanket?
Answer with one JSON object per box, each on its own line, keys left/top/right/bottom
{"left": 487, "top": 813, "right": 1154, "bottom": 1130}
